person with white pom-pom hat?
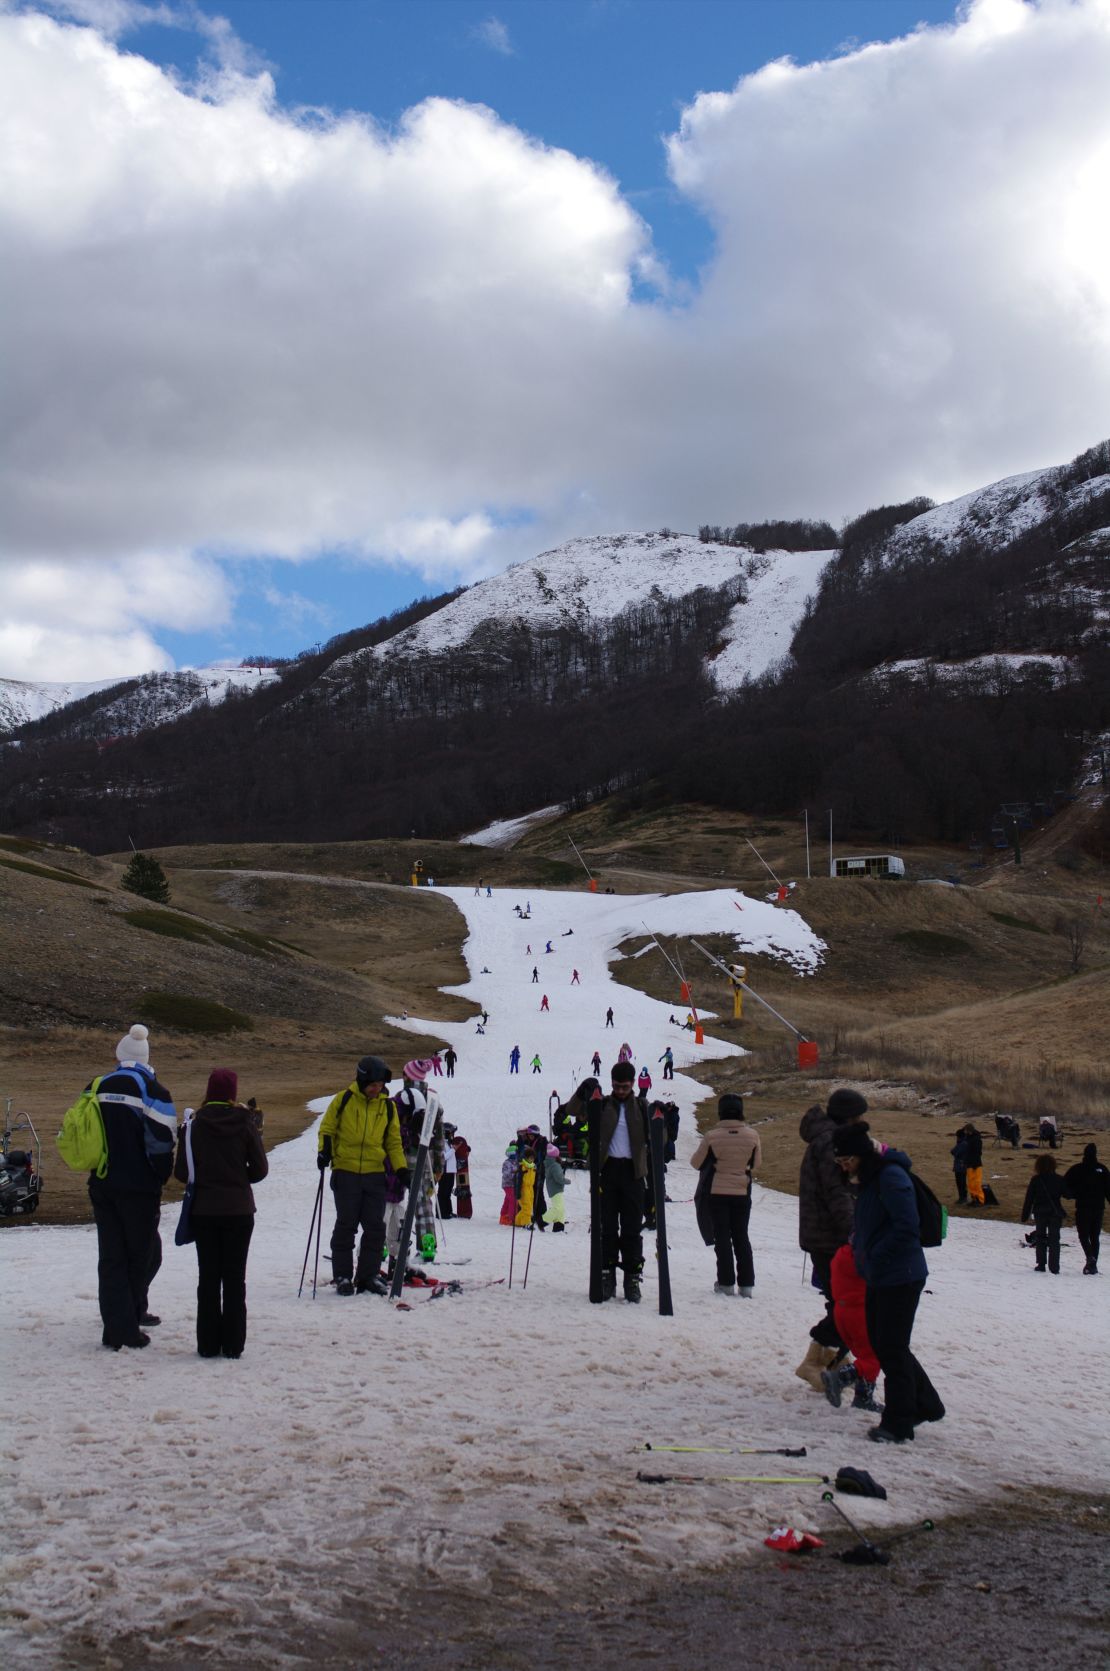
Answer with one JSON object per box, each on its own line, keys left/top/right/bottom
{"left": 79, "top": 1024, "right": 177, "bottom": 1351}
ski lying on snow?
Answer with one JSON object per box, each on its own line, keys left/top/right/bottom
{"left": 642, "top": 1444, "right": 807, "bottom": 1458}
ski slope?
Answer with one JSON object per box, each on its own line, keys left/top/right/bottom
{"left": 2, "top": 886, "right": 1106, "bottom": 1667}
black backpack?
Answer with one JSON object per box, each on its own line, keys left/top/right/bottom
{"left": 909, "top": 1169, "right": 947, "bottom": 1247}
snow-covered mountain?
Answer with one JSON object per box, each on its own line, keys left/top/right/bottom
{"left": 0, "top": 663, "right": 279, "bottom": 739}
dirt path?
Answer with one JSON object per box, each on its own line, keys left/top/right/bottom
{"left": 45, "top": 1489, "right": 1108, "bottom": 1670}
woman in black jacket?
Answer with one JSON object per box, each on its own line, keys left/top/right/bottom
{"left": 175, "top": 1068, "right": 268, "bottom": 1357}
{"left": 1020, "top": 1155, "right": 1066, "bottom": 1275}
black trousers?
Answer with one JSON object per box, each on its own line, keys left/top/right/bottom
{"left": 600, "top": 1158, "right": 644, "bottom": 1276}
{"left": 438, "top": 1172, "right": 455, "bottom": 1218}
{"left": 1032, "top": 1213, "right": 1062, "bottom": 1273}
{"left": 1075, "top": 1206, "right": 1103, "bottom": 1269}
{"left": 709, "top": 1194, "right": 754, "bottom": 1288}
{"left": 807, "top": 1249, "right": 844, "bottom": 1350}
{"left": 330, "top": 1170, "right": 387, "bottom": 1284}
{"left": 192, "top": 1214, "right": 255, "bottom": 1357}
{"left": 89, "top": 1184, "right": 161, "bottom": 1347}
{"left": 662, "top": 1064, "right": 673, "bottom": 1079}
{"left": 865, "top": 1280, "right": 944, "bottom": 1439}
{"left": 953, "top": 1168, "right": 967, "bottom": 1202}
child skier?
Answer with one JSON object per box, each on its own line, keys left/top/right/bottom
{"left": 500, "top": 1145, "right": 519, "bottom": 1225}
{"left": 544, "top": 1144, "right": 568, "bottom": 1231}
{"left": 637, "top": 1067, "right": 652, "bottom": 1095}
{"left": 822, "top": 1242, "right": 882, "bottom": 1411}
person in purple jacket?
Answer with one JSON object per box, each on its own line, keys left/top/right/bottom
{"left": 832, "top": 1122, "right": 945, "bottom": 1444}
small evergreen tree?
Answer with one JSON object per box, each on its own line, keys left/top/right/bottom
{"left": 122, "top": 851, "right": 170, "bottom": 903}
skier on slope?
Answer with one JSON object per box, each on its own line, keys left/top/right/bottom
{"left": 540, "top": 994, "right": 550, "bottom": 1012}
{"left": 571, "top": 969, "right": 580, "bottom": 984}
{"left": 591, "top": 1050, "right": 602, "bottom": 1076}
{"left": 509, "top": 1045, "right": 521, "bottom": 1074}
{"left": 531, "top": 1053, "right": 543, "bottom": 1074}
{"left": 658, "top": 1047, "right": 674, "bottom": 1081}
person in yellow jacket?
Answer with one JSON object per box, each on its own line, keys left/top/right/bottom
{"left": 317, "top": 1055, "right": 407, "bottom": 1296}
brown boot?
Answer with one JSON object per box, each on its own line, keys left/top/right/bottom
{"left": 794, "top": 1340, "right": 838, "bottom": 1391}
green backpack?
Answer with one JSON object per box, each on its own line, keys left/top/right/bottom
{"left": 56, "top": 1078, "right": 109, "bottom": 1177}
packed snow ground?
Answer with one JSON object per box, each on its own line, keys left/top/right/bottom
{"left": 3, "top": 887, "right": 1107, "bottom": 1667}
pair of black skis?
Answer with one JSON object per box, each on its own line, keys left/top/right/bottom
{"left": 588, "top": 1089, "right": 672, "bottom": 1314}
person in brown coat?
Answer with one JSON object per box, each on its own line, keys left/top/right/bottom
{"left": 691, "top": 1094, "right": 762, "bottom": 1296}
{"left": 175, "top": 1068, "right": 268, "bottom": 1359}
{"left": 795, "top": 1087, "right": 868, "bottom": 1388}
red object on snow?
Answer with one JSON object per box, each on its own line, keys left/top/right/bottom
{"left": 764, "top": 1527, "right": 825, "bottom": 1553}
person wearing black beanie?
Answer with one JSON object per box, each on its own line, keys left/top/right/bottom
{"left": 794, "top": 1087, "right": 869, "bottom": 1390}
{"left": 833, "top": 1122, "right": 944, "bottom": 1443}
{"left": 1061, "top": 1143, "right": 1110, "bottom": 1273}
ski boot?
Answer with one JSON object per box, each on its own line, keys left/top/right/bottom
{"left": 851, "top": 1378, "right": 882, "bottom": 1413}
{"left": 821, "top": 1359, "right": 858, "bottom": 1408}
{"left": 713, "top": 1282, "right": 736, "bottom": 1297}
{"left": 356, "top": 1273, "right": 389, "bottom": 1296}
{"left": 419, "top": 1232, "right": 437, "bottom": 1263}
{"left": 601, "top": 1267, "right": 617, "bottom": 1301}
{"left": 738, "top": 1286, "right": 754, "bottom": 1298}
{"left": 624, "top": 1276, "right": 642, "bottom": 1304}
{"left": 336, "top": 1278, "right": 355, "bottom": 1297}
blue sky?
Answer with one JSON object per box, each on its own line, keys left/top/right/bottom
{"left": 3, "top": 0, "right": 1109, "bottom": 679}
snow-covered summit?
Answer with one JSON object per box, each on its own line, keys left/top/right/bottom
{"left": 363, "top": 531, "right": 749, "bottom": 660}
{"left": 0, "top": 663, "right": 279, "bottom": 739}
{"left": 885, "top": 461, "right": 1110, "bottom": 561}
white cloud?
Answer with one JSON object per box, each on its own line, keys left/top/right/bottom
{"left": 473, "top": 15, "right": 513, "bottom": 57}
{"left": 2, "top": 0, "right": 1109, "bottom": 678}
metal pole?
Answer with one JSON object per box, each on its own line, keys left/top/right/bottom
{"left": 828, "top": 808, "right": 833, "bottom": 877}
{"left": 804, "top": 810, "right": 811, "bottom": 880}
{"left": 744, "top": 836, "right": 782, "bottom": 886}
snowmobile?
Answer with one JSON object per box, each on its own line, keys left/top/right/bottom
{"left": 0, "top": 1099, "right": 43, "bottom": 1216}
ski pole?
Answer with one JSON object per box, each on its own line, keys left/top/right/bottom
{"left": 311, "top": 1172, "right": 324, "bottom": 1299}
{"left": 509, "top": 1212, "right": 518, "bottom": 1289}
{"left": 298, "top": 1173, "right": 324, "bottom": 1298}
{"left": 637, "top": 1471, "right": 828, "bottom": 1486}
{"left": 522, "top": 1216, "right": 536, "bottom": 1290}
{"left": 820, "top": 1490, "right": 892, "bottom": 1564}
{"left": 642, "top": 1444, "right": 807, "bottom": 1458}
{"left": 434, "top": 1183, "right": 448, "bottom": 1248}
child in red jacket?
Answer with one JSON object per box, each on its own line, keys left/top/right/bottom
{"left": 823, "top": 1242, "right": 882, "bottom": 1411}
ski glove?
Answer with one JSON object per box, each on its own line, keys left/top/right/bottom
{"left": 318, "top": 1137, "right": 332, "bottom": 1172}
{"left": 394, "top": 1166, "right": 411, "bottom": 1191}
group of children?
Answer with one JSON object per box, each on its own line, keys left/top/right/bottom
{"left": 500, "top": 1126, "right": 569, "bottom": 1232}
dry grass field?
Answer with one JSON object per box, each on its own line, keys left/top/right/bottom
{"left": 2, "top": 788, "right": 1107, "bottom": 1230}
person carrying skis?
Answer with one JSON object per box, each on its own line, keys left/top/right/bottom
{"left": 386, "top": 1060, "right": 444, "bottom": 1270}
{"left": 78, "top": 1023, "right": 177, "bottom": 1351}
{"left": 540, "top": 994, "right": 550, "bottom": 1012}
{"left": 509, "top": 1045, "right": 521, "bottom": 1074}
{"left": 1020, "top": 1154, "right": 1067, "bottom": 1274}
{"left": 531, "top": 1053, "right": 543, "bottom": 1074}
{"left": 1061, "top": 1143, "right": 1110, "bottom": 1273}
{"left": 318, "top": 1055, "right": 407, "bottom": 1296}
{"left": 591, "top": 1050, "right": 602, "bottom": 1076}
{"left": 690, "top": 1093, "right": 760, "bottom": 1296}
{"left": 595, "top": 1061, "right": 650, "bottom": 1303}
{"left": 658, "top": 1047, "right": 674, "bottom": 1081}
{"left": 831, "top": 1121, "right": 945, "bottom": 1444}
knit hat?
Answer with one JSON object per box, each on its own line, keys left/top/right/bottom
{"left": 611, "top": 1061, "right": 636, "bottom": 1083}
{"left": 832, "top": 1121, "right": 873, "bottom": 1158}
{"left": 116, "top": 1024, "right": 150, "bottom": 1065}
{"left": 402, "top": 1058, "right": 434, "bottom": 1083}
{"left": 205, "top": 1068, "right": 238, "bottom": 1104}
{"left": 718, "top": 1093, "right": 745, "bottom": 1120}
{"left": 356, "top": 1055, "right": 391, "bottom": 1085}
{"left": 827, "top": 1088, "right": 868, "bottom": 1124}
